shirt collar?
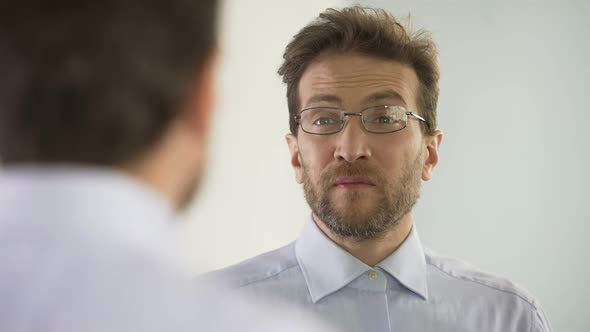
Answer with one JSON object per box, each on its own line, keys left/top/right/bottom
{"left": 295, "top": 216, "right": 429, "bottom": 303}
{"left": 376, "top": 224, "right": 429, "bottom": 300}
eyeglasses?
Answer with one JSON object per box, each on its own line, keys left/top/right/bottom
{"left": 294, "top": 105, "right": 429, "bottom": 135}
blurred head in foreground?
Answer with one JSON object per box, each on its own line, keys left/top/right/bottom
{"left": 0, "top": 0, "right": 219, "bottom": 210}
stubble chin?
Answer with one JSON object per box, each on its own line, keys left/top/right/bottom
{"left": 326, "top": 190, "right": 382, "bottom": 222}
{"left": 304, "top": 164, "right": 422, "bottom": 240}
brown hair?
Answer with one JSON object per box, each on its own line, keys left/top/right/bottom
{"left": 0, "top": 0, "right": 218, "bottom": 164}
{"left": 278, "top": 6, "right": 439, "bottom": 136}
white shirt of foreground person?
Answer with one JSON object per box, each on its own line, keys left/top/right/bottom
{"left": 0, "top": 166, "right": 335, "bottom": 332}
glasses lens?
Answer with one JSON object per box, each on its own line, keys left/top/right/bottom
{"left": 362, "top": 106, "right": 407, "bottom": 133}
{"left": 300, "top": 108, "right": 343, "bottom": 134}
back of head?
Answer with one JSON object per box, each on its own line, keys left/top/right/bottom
{"left": 0, "top": 0, "right": 218, "bottom": 165}
{"left": 278, "top": 6, "right": 440, "bottom": 136}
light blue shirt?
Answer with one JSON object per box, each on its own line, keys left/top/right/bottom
{"left": 0, "top": 167, "right": 333, "bottom": 332}
{"left": 211, "top": 218, "right": 552, "bottom": 332}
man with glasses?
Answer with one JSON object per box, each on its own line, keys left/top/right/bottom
{"left": 211, "top": 6, "right": 551, "bottom": 332}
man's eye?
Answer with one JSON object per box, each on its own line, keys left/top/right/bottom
{"left": 312, "top": 117, "right": 338, "bottom": 126}
{"left": 376, "top": 116, "right": 396, "bottom": 124}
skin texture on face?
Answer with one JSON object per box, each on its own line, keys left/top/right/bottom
{"left": 287, "top": 52, "right": 442, "bottom": 244}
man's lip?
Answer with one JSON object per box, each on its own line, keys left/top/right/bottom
{"left": 334, "top": 176, "right": 375, "bottom": 186}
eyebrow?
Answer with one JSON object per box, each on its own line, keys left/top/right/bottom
{"left": 362, "top": 90, "right": 406, "bottom": 105}
{"left": 303, "top": 89, "right": 407, "bottom": 109}
{"left": 304, "top": 94, "right": 343, "bottom": 108}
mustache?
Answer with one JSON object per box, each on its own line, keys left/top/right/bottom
{"left": 319, "top": 162, "right": 384, "bottom": 184}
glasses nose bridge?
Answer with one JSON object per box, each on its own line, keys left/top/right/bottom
{"left": 342, "top": 111, "right": 363, "bottom": 118}
{"left": 340, "top": 111, "right": 365, "bottom": 131}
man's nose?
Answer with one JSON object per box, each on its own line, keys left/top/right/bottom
{"left": 333, "top": 115, "right": 372, "bottom": 163}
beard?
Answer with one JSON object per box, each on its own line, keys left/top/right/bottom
{"left": 302, "top": 150, "right": 423, "bottom": 241}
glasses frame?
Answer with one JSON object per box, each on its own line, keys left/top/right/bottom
{"left": 294, "top": 105, "right": 430, "bottom": 135}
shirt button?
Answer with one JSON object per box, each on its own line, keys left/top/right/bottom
{"left": 368, "top": 271, "right": 378, "bottom": 281}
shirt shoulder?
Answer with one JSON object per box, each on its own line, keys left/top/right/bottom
{"left": 424, "top": 248, "right": 537, "bottom": 304}
{"left": 424, "top": 248, "right": 551, "bottom": 331}
{"left": 203, "top": 242, "right": 300, "bottom": 288}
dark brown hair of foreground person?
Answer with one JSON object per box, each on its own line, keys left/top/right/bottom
{"left": 0, "top": 0, "right": 218, "bottom": 165}
{"left": 278, "top": 6, "right": 440, "bottom": 136}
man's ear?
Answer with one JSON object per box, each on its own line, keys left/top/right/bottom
{"left": 286, "top": 133, "right": 304, "bottom": 184}
{"left": 182, "top": 50, "right": 219, "bottom": 137}
{"left": 422, "top": 130, "right": 443, "bottom": 181}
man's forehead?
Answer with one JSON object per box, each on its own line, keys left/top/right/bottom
{"left": 303, "top": 53, "right": 416, "bottom": 77}
{"left": 298, "top": 54, "right": 418, "bottom": 109}
{"left": 304, "top": 90, "right": 406, "bottom": 107}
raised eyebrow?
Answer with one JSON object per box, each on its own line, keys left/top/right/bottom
{"left": 304, "top": 94, "right": 343, "bottom": 108}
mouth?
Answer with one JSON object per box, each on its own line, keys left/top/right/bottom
{"left": 334, "top": 176, "right": 376, "bottom": 189}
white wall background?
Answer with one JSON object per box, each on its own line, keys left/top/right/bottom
{"left": 180, "top": 0, "right": 345, "bottom": 268}
{"left": 182, "top": 1, "right": 589, "bottom": 331}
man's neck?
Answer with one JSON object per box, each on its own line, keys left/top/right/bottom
{"left": 313, "top": 213, "right": 414, "bottom": 267}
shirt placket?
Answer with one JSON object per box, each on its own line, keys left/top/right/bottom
{"left": 349, "top": 268, "right": 392, "bottom": 332}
